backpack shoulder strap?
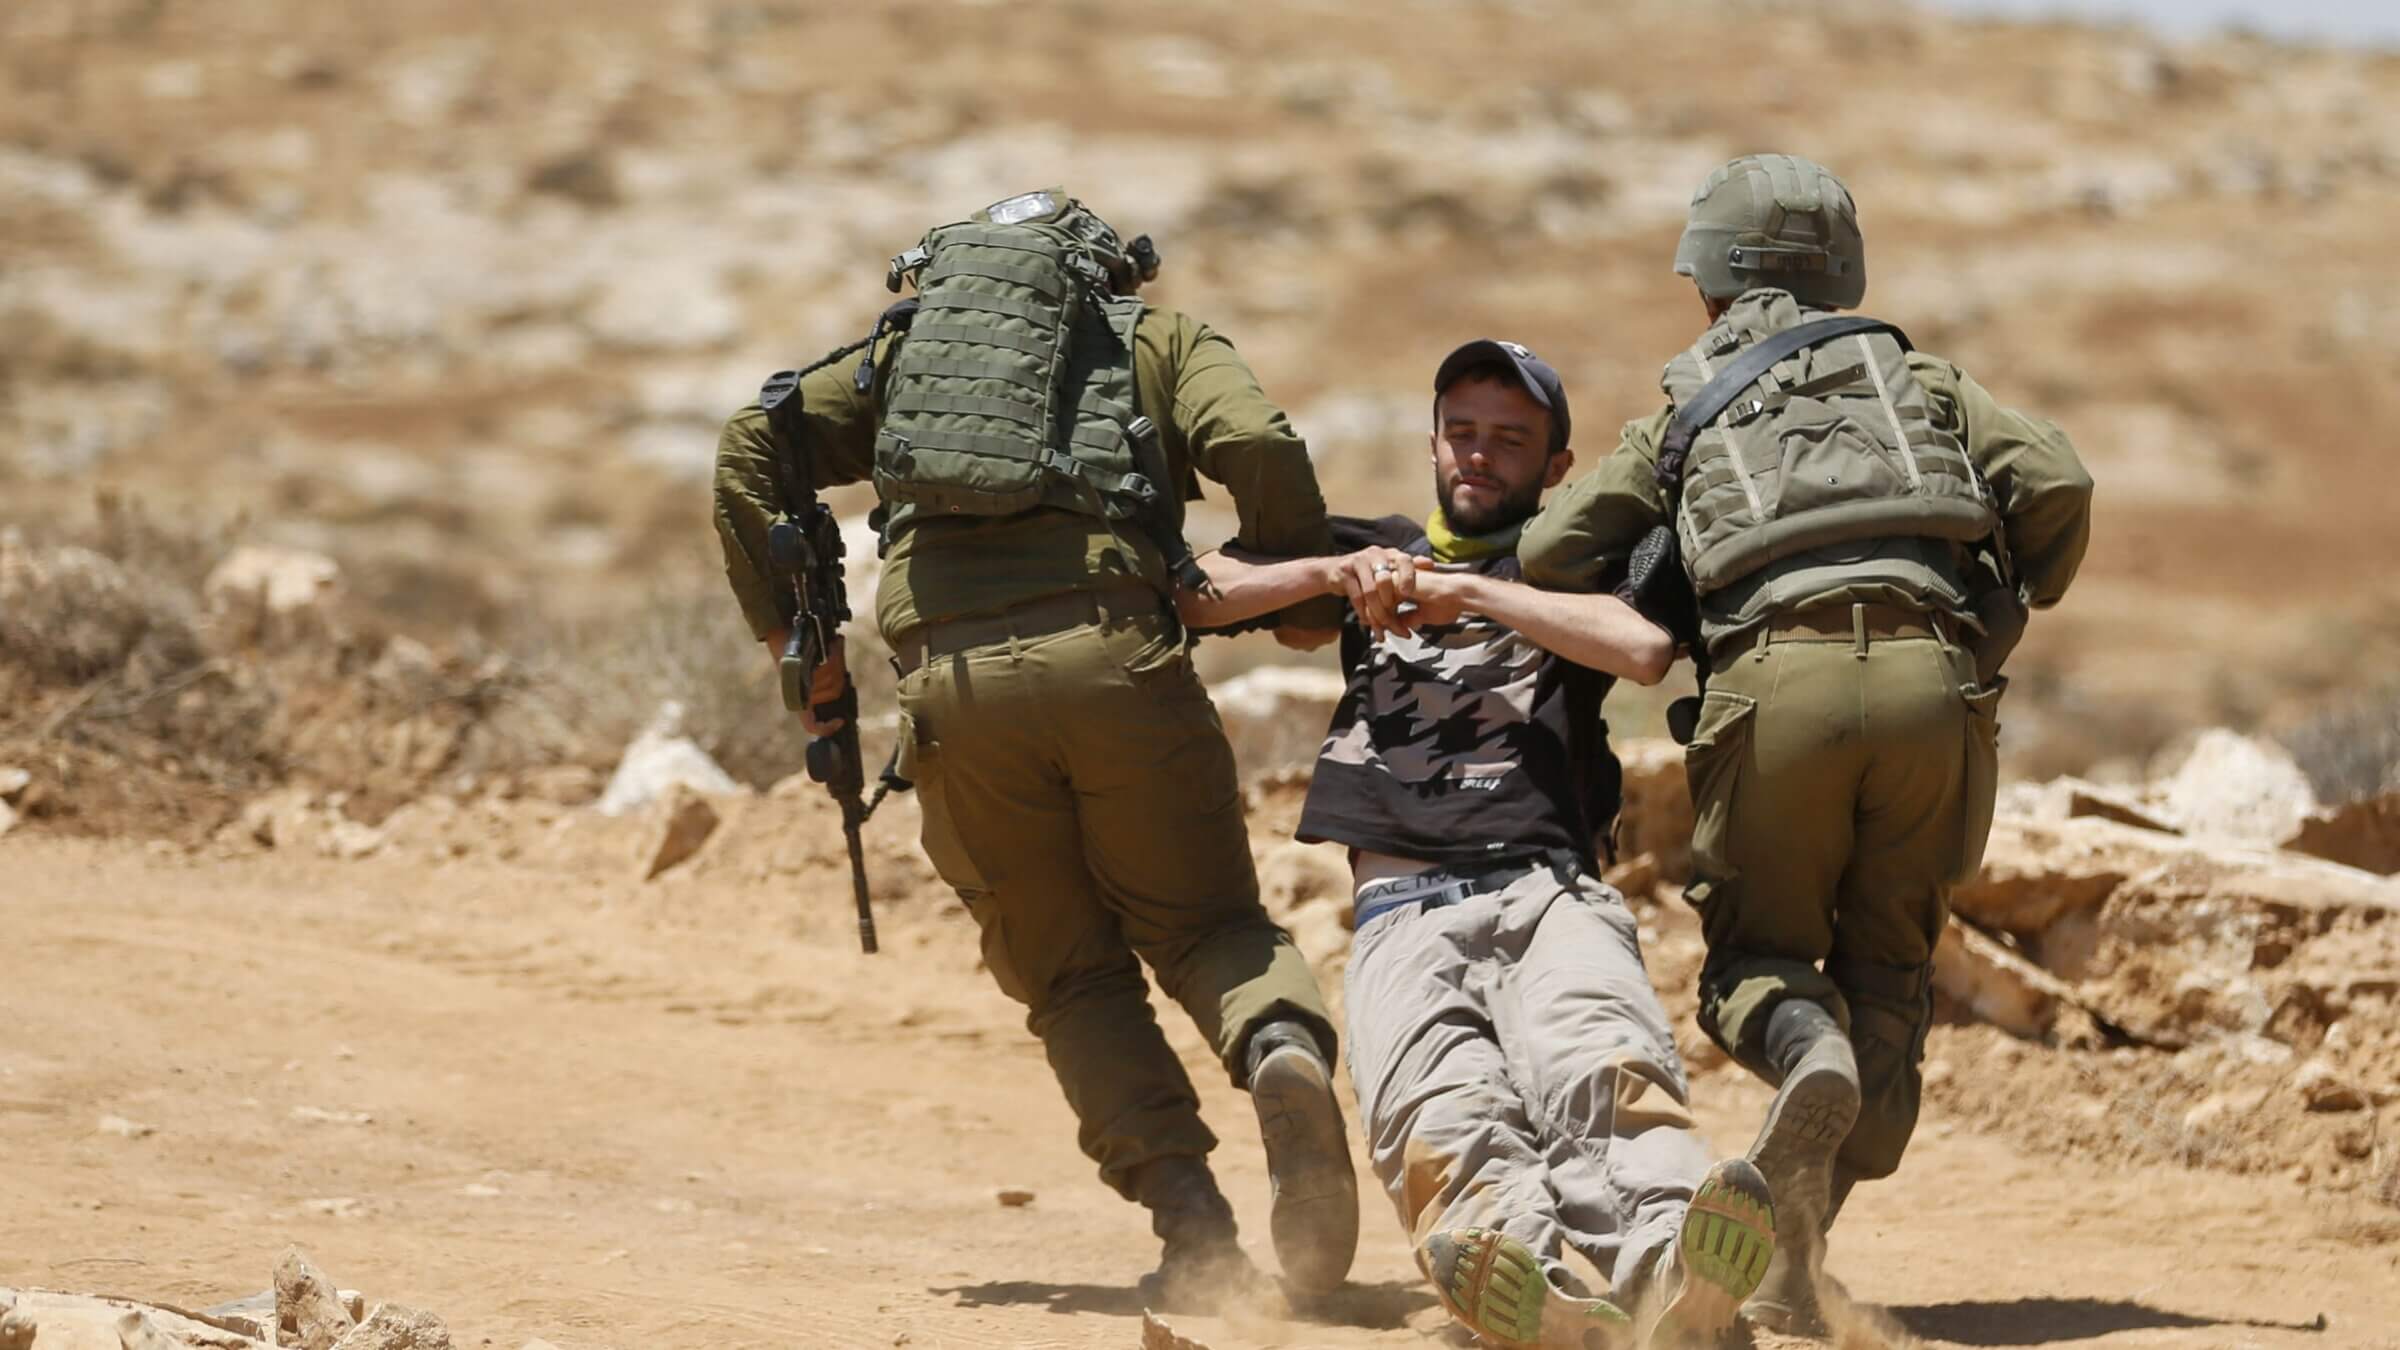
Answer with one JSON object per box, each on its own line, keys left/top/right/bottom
{"left": 1656, "top": 316, "right": 1911, "bottom": 490}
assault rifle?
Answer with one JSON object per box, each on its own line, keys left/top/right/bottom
{"left": 760, "top": 368, "right": 898, "bottom": 955}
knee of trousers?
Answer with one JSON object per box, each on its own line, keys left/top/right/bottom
{"left": 1832, "top": 961, "right": 1935, "bottom": 1179}
{"left": 1025, "top": 961, "right": 1156, "bottom": 1039}
{"left": 1696, "top": 955, "right": 1848, "bottom": 1078}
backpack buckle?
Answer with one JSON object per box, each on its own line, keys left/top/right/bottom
{"left": 885, "top": 245, "right": 930, "bottom": 293}
{"left": 1064, "top": 251, "right": 1110, "bottom": 291}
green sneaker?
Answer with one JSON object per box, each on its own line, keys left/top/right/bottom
{"left": 1637, "top": 1159, "right": 1777, "bottom": 1348}
{"left": 1421, "top": 1227, "right": 1632, "bottom": 1349}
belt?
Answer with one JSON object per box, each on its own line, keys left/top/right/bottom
{"left": 1716, "top": 601, "right": 1950, "bottom": 664}
{"left": 1766, "top": 602, "right": 1943, "bottom": 642}
{"left": 892, "top": 587, "right": 1164, "bottom": 676}
{"left": 1352, "top": 860, "right": 1541, "bottom": 930}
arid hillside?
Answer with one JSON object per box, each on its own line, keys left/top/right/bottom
{"left": 5, "top": 0, "right": 2400, "bottom": 787}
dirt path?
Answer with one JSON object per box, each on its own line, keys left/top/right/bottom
{"left": 3, "top": 838, "right": 2394, "bottom": 1349}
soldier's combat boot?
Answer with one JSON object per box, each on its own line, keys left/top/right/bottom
{"left": 1741, "top": 1000, "right": 1860, "bottom": 1336}
{"left": 1422, "top": 1227, "right": 1632, "bottom": 1350}
{"left": 1245, "top": 1020, "right": 1360, "bottom": 1293}
{"left": 1745, "top": 1160, "right": 1858, "bottom": 1336}
{"left": 1133, "top": 1155, "right": 1263, "bottom": 1313}
{"left": 1630, "top": 1158, "right": 1776, "bottom": 1348}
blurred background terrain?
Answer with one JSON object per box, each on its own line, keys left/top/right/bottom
{"left": 6, "top": 0, "right": 2400, "bottom": 819}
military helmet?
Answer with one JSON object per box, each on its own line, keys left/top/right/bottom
{"left": 976, "top": 187, "right": 1161, "bottom": 293}
{"left": 1673, "top": 154, "right": 1865, "bottom": 309}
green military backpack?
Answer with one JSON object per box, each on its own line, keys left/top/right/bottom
{"left": 871, "top": 188, "right": 1179, "bottom": 548}
{"left": 1659, "top": 290, "right": 1999, "bottom": 597}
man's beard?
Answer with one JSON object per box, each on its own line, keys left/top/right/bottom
{"left": 1438, "top": 469, "right": 1543, "bottom": 535}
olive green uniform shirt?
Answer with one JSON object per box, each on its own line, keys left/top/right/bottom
{"left": 715, "top": 305, "right": 1338, "bottom": 644}
{"left": 1520, "top": 350, "right": 2095, "bottom": 651}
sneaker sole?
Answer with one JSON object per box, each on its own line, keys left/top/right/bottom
{"left": 1422, "top": 1227, "right": 1631, "bottom": 1350}
{"left": 1647, "top": 1159, "right": 1777, "bottom": 1346}
{"left": 1252, "top": 1045, "right": 1361, "bottom": 1293}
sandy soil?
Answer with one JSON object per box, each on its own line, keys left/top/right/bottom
{"left": 5, "top": 836, "right": 2394, "bottom": 1350}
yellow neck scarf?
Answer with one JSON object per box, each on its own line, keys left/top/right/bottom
{"left": 1424, "top": 510, "right": 1523, "bottom": 563}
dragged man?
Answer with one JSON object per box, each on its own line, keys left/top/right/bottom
{"left": 1182, "top": 341, "right": 1775, "bottom": 1348}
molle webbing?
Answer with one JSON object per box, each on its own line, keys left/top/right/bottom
{"left": 918, "top": 288, "right": 1055, "bottom": 325}
{"left": 1687, "top": 496, "right": 1997, "bottom": 587}
{"left": 921, "top": 255, "right": 1072, "bottom": 298}
{"left": 901, "top": 356, "right": 1049, "bottom": 392}
{"left": 1660, "top": 295, "right": 1999, "bottom": 597}
{"left": 905, "top": 322, "right": 1056, "bottom": 358}
{"left": 872, "top": 212, "right": 1172, "bottom": 553}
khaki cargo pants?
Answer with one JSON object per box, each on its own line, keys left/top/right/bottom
{"left": 1345, "top": 864, "right": 1712, "bottom": 1294}
{"left": 894, "top": 587, "right": 1336, "bottom": 1197}
{"left": 1683, "top": 605, "right": 2001, "bottom": 1181}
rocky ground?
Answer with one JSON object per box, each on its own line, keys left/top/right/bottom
{"left": 6, "top": 0, "right": 2400, "bottom": 1346}
{"left": 2, "top": 775, "right": 2397, "bottom": 1350}
{"left": 4, "top": 682, "right": 2399, "bottom": 1347}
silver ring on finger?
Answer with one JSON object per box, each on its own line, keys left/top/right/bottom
{"left": 1372, "top": 563, "right": 1394, "bottom": 577}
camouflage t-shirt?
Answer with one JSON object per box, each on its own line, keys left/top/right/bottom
{"left": 1296, "top": 516, "right": 1622, "bottom": 870}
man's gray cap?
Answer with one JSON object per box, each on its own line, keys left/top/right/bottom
{"left": 1675, "top": 154, "right": 1867, "bottom": 309}
{"left": 1433, "top": 339, "right": 1571, "bottom": 454}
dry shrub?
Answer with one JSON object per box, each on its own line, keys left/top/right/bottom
{"left": 490, "top": 576, "right": 894, "bottom": 788}
{"left": 86, "top": 491, "right": 239, "bottom": 597}
{"left": 0, "top": 494, "right": 217, "bottom": 690}
{"left": 2283, "top": 681, "right": 2400, "bottom": 804}
{"left": 1, "top": 495, "right": 889, "bottom": 828}
{"left": 0, "top": 497, "right": 283, "bottom": 831}
{"left": 0, "top": 543, "right": 188, "bottom": 684}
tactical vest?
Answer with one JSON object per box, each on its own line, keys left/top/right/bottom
{"left": 872, "top": 209, "right": 1179, "bottom": 551}
{"left": 1663, "top": 291, "right": 1998, "bottom": 597}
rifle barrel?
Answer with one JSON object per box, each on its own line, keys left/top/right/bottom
{"left": 845, "top": 809, "right": 879, "bottom": 954}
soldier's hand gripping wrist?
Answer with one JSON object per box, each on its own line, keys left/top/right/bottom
{"left": 1329, "top": 546, "right": 1419, "bottom": 637}
{"left": 1404, "top": 569, "right": 1474, "bottom": 627}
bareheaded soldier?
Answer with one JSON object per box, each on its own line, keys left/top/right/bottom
{"left": 1519, "top": 155, "right": 2094, "bottom": 1333}
{"left": 713, "top": 189, "right": 1359, "bottom": 1305}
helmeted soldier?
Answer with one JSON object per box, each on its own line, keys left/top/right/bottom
{"left": 1518, "top": 154, "right": 2096, "bottom": 1333}
{"left": 712, "top": 188, "right": 1360, "bottom": 1305}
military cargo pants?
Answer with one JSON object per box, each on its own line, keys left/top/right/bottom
{"left": 894, "top": 587, "right": 1337, "bottom": 1197}
{"left": 1345, "top": 864, "right": 1711, "bottom": 1295}
{"left": 1682, "top": 606, "right": 2000, "bottom": 1180}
